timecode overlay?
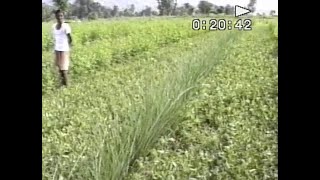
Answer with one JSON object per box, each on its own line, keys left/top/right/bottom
{"left": 192, "top": 19, "right": 252, "bottom": 31}
{"left": 192, "top": 5, "right": 253, "bottom": 31}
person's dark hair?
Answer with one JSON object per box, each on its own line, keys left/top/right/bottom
{"left": 55, "top": 10, "right": 63, "bottom": 15}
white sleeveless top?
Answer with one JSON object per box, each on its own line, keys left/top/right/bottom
{"left": 52, "top": 23, "right": 71, "bottom": 51}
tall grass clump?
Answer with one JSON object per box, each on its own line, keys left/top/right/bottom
{"left": 267, "top": 21, "right": 278, "bottom": 56}
{"left": 92, "top": 31, "right": 242, "bottom": 180}
{"left": 43, "top": 32, "right": 221, "bottom": 180}
{"left": 267, "top": 20, "right": 278, "bottom": 40}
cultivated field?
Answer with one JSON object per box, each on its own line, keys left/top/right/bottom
{"left": 42, "top": 17, "right": 278, "bottom": 180}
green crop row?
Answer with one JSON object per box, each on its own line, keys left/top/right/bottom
{"left": 42, "top": 18, "right": 206, "bottom": 51}
{"left": 42, "top": 19, "right": 208, "bottom": 94}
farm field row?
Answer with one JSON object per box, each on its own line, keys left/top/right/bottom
{"left": 42, "top": 18, "right": 210, "bottom": 94}
{"left": 42, "top": 18, "right": 208, "bottom": 51}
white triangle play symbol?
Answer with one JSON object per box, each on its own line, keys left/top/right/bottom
{"left": 235, "top": 5, "right": 252, "bottom": 17}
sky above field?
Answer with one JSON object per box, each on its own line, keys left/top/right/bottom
{"left": 43, "top": 0, "right": 278, "bottom": 13}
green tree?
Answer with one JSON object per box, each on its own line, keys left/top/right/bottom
{"left": 89, "top": 2, "right": 102, "bottom": 14}
{"left": 247, "top": 0, "right": 257, "bottom": 12}
{"left": 174, "top": 6, "right": 187, "bottom": 16}
{"left": 111, "top": 5, "right": 119, "bottom": 17}
{"left": 216, "top": 5, "right": 225, "bottom": 14}
{"left": 123, "top": 4, "right": 135, "bottom": 17}
{"left": 224, "top": 4, "right": 234, "bottom": 15}
{"left": 101, "top": 7, "right": 113, "bottom": 18}
{"left": 183, "top": 3, "right": 195, "bottom": 15}
{"left": 74, "top": 0, "right": 94, "bottom": 18}
{"left": 157, "top": 0, "right": 177, "bottom": 16}
{"left": 52, "top": 0, "right": 69, "bottom": 11}
{"left": 270, "top": 10, "right": 276, "bottom": 16}
{"left": 198, "top": 1, "right": 213, "bottom": 14}
{"left": 129, "top": 4, "right": 135, "bottom": 15}
{"left": 151, "top": 10, "right": 159, "bottom": 16}
{"left": 88, "top": 12, "right": 98, "bottom": 20}
{"left": 42, "top": 3, "right": 54, "bottom": 21}
{"left": 140, "top": 6, "right": 152, "bottom": 16}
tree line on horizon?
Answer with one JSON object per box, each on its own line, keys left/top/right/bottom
{"left": 42, "top": 0, "right": 274, "bottom": 22}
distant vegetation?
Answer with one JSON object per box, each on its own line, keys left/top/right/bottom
{"left": 43, "top": 0, "right": 276, "bottom": 21}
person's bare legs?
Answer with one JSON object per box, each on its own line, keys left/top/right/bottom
{"left": 60, "top": 70, "right": 68, "bottom": 86}
{"left": 55, "top": 51, "right": 69, "bottom": 87}
{"left": 60, "top": 51, "right": 69, "bottom": 87}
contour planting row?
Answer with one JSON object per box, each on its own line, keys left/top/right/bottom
{"left": 42, "top": 18, "right": 206, "bottom": 51}
{"left": 42, "top": 31, "right": 225, "bottom": 135}
{"left": 42, "top": 19, "right": 208, "bottom": 94}
{"left": 42, "top": 31, "right": 241, "bottom": 180}
{"left": 127, "top": 24, "right": 278, "bottom": 180}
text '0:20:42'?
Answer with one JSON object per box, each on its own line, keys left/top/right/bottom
{"left": 192, "top": 19, "right": 252, "bottom": 31}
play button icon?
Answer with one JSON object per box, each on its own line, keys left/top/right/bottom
{"left": 235, "top": 5, "right": 252, "bottom": 17}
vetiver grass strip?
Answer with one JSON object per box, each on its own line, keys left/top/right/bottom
{"left": 126, "top": 24, "right": 278, "bottom": 180}
{"left": 42, "top": 30, "right": 242, "bottom": 180}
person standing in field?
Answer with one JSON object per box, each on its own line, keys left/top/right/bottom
{"left": 53, "top": 10, "right": 72, "bottom": 87}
